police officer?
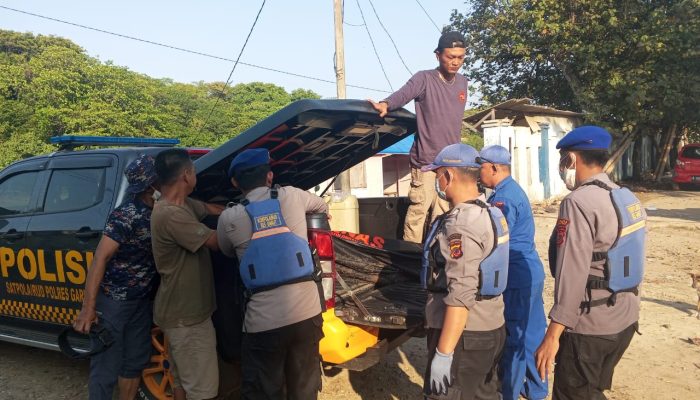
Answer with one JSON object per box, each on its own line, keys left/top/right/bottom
{"left": 478, "top": 145, "right": 548, "bottom": 400}
{"left": 421, "top": 143, "right": 507, "bottom": 400}
{"left": 535, "top": 126, "right": 646, "bottom": 399}
{"left": 216, "top": 149, "right": 327, "bottom": 400}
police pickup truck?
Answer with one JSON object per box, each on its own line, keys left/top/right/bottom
{"left": 0, "top": 99, "right": 426, "bottom": 399}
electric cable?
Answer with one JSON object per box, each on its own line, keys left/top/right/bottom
{"left": 414, "top": 0, "right": 441, "bottom": 33}
{"left": 201, "top": 0, "right": 266, "bottom": 131}
{"left": 353, "top": 0, "right": 394, "bottom": 91}
{"left": 366, "top": 0, "right": 412, "bottom": 75}
{"left": 0, "top": 4, "right": 391, "bottom": 93}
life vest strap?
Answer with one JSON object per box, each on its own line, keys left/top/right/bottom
{"left": 582, "top": 179, "right": 613, "bottom": 191}
{"left": 581, "top": 274, "right": 639, "bottom": 313}
{"left": 239, "top": 187, "right": 278, "bottom": 206}
{"left": 592, "top": 251, "right": 607, "bottom": 262}
{"left": 586, "top": 275, "right": 609, "bottom": 290}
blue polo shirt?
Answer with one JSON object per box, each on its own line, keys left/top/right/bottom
{"left": 487, "top": 176, "right": 545, "bottom": 288}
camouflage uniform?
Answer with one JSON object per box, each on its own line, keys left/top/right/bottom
{"left": 101, "top": 198, "right": 157, "bottom": 300}
{"left": 89, "top": 154, "right": 159, "bottom": 400}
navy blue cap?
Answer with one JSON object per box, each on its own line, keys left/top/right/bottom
{"left": 478, "top": 145, "right": 511, "bottom": 165}
{"left": 125, "top": 154, "right": 157, "bottom": 195}
{"left": 556, "top": 125, "right": 612, "bottom": 151}
{"left": 228, "top": 148, "right": 270, "bottom": 177}
{"left": 421, "top": 143, "right": 481, "bottom": 171}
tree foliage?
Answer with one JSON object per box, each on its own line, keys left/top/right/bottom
{"left": 451, "top": 0, "right": 700, "bottom": 141}
{"left": 0, "top": 30, "right": 321, "bottom": 167}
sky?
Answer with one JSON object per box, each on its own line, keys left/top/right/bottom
{"left": 0, "top": 0, "right": 468, "bottom": 107}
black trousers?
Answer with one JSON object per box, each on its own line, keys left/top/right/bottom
{"left": 553, "top": 322, "right": 637, "bottom": 400}
{"left": 424, "top": 325, "right": 506, "bottom": 400}
{"left": 241, "top": 314, "right": 324, "bottom": 400}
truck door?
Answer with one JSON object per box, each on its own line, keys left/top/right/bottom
{"left": 23, "top": 154, "right": 118, "bottom": 326}
{"left": 0, "top": 159, "right": 46, "bottom": 322}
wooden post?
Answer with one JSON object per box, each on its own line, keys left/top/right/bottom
{"left": 538, "top": 123, "right": 551, "bottom": 199}
{"left": 653, "top": 124, "right": 678, "bottom": 181}
{"left": 604, "top": 129, "right": 636, "bottom": 174}
{"left": 333, "top": 0, "right": 351, "bottom": 193}
{"left": 333, "top": 0, "right": 347, "bottom": 100}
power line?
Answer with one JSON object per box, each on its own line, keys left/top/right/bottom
{"left": 353, "top": 0, "right": 394, "bottom": 91}
{"left": 414, "top": 0, "right": 441, "bottom": 33}
{"left": 365, "top": 0, "right": 412, "bottom": 76}
{"left": 202, "top": 0, "right": 266, "bottom": 131}
{"left": 0, "top": 4, "right": 391, "bottom": 94}
{"left": 340, "top": 2, "right": 365, "bottom": 27}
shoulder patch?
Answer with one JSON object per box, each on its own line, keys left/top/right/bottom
{"left": 449, "top": 238, "right": 463, "bottom": 259}
{"left": 555, "top": 218, "right": 569, "bottom": 246}
{"left": 447, "top": 233, "right": 462, "bottom": 241}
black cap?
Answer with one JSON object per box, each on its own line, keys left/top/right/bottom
{"left": 435, "top": 31, "right": 466, "bottom": 52}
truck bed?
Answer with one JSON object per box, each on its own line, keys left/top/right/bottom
{"left": 330, "top": 224, "right": 427, "bottom": 330}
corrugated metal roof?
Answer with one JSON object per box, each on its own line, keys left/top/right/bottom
{"left": 464, "top": 98, "right": 583, "bottom": 128}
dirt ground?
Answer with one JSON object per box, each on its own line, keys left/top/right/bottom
{"left": 1, "top": 190, "right": 699, "bottom": 400}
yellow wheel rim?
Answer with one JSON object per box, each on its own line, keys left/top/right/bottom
{"left": 141, "top": 327, "right": 175, "bottom": 399}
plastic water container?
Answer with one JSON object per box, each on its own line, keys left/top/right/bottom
{"left": 327, "top": 193, "right": 359, "bottom": 233}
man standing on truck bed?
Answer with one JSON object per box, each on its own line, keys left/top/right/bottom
{"left": 536, "top": 126, "right": 646, "bottom": 399}
{"left": 421, "top": 143, "right": 507, "bottom": 399}
{"left": 216, "top": 148, "right": 327, "bottom": 400}
{"left": 478, "top": 145, "right": 548, "bottom": 400}
{"left": 369, "top": 31, "right": 468, "bottom": 243}
{"left": 74, "top": 155, "right": 160, "bottom": 400}
{"left": 151, "top": 149, "right": 224, "bottom": 400}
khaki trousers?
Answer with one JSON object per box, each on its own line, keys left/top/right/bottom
{"left": 403, "top": 167, "right": 449, "bottom": 243}
{"left": 165, "top": 318, "right": 219, "bottom": 400}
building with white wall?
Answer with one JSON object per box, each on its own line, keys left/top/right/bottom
{"left": 309, "top": 135, "right": 413, "bottom": 198}
{"left": 464, "top": 99, "right": 583, "bottom": 202}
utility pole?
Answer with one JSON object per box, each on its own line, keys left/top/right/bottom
{"left": 330, "top": 0, "right": 359, "bottom": 234}
{"left": 333, "top": 0, "right": 351, "bottom": 194}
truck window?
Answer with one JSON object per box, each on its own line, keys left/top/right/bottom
{"left": 43, "top": 168, "right": 106, "bottom": 213}
{"left": 0, "top": 171, "right": 40, "bottom": 216}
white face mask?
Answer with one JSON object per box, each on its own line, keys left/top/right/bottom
{"left": 559, "top": 153, "right": 577, "bottom": 190}
{"left": 435, "top": 171, "right": 449, "bottom": 201}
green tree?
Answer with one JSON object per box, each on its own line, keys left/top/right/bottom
{"left": 451, "top": 0, "right": 700, "bottom": 177}
{"left": 0, "top": 30, "right": 322, "bottom": 167}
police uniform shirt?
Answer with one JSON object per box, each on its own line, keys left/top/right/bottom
{"left": 425, "top": 194, "right": 506, "bottom": 332}
{"left": 550, "top": 173, "right": 642, "bottom": 335}
{"left": 217, "top": 186, "right": 328, "bottom": 333}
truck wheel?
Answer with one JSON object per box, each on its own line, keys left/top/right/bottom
{"left": 137, "top": 327, "right": 176, "bottom": 400}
